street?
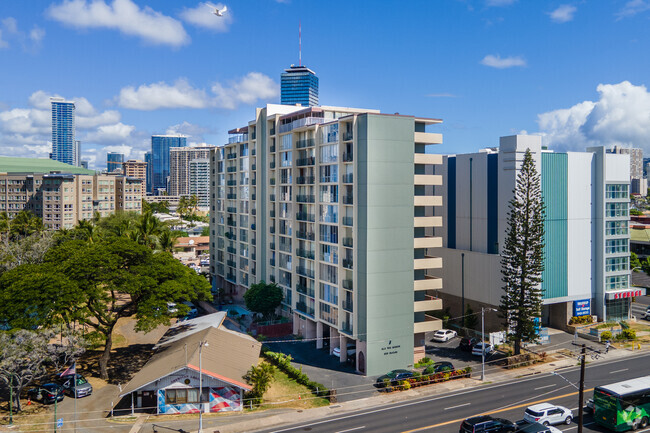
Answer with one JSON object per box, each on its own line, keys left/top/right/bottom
{"left": 257, "top": 351, "right": 650, "bottom": 433}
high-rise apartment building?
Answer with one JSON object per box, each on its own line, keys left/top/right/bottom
{"left": 210, "top": 104, "right": 444, "bottom": 375}
{"left": 151, "top": 135, "right": 187, "bottom": 195}
{"left": 608, "top": 145, "right": 644, "bottom": 195}
{"left": 145, "top": 151, "right": 153, "bottom": 194}
{"left": 281, "top": 66, "right": 319, "bottom": 107}
{"left": 50, "top": 98, "right": 76, "bottom": 166}
{"left": 168, "top": 145, "right": 214, "bottom": 197}
{"left": 107, "top": 152, "right": 125, "bottom": 173}
{"left": 189, "top": 158, "right": 210, "bottom": 208}
{"left": 123, "top": 159, "right": 147, "bottom": 183}
{"left": 432, "top": 135, "right": 635, "bottom": 326}
{"left": 0, "top": 157, "right": 143, "bottom": 229}
{"left": 74, "top": 140, "right": 81, "bottom": 167}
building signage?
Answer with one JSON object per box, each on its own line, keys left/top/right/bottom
{"left": 606, "top": 289, "right": 646, "bottom": 300}
{"left": 573, "top": 299, "right": 591, "bottom": 317}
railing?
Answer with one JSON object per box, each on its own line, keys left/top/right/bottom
{"left": 296, "top": 266, "right": 315, "bottom": 278}
{"left": 251, "top": 208, "right": 256, "bottom": 215}
{"left": 343, "top": 259, "right": 353, "bottom": 270}
{"left": 228, "top": 134, "right": 248, "bottom": 144}
{"left": 296, "top": 249, "right": 315, "bottom": 260}
{"left": 279, "top": 194, "right": 291, "bottom": 201}
{"left": 270, "top": 226, "right": 275, "bottom": 234}
{"left": 343, "top": 196, "right": 353, "bottom": 205}
{"left": 252, "top": 194, "right": 256, "bottom": 200}
{"left": 227, "top": 166, "right": 237, "bottom": 172}
{"left": 226, "top": 273, "right": 237, "bottom": 282}
{"left": 342, "top": 237, "right": 353, "bottom": 248}
{"left": 270, "top": 145, "right": 276, "bottom": 153}
{"left": 252, "top": 178, "right": 256, "bottom": 185}
{"left": 343, "top": 300, "right": 353, "bottom": 312}
{"left": 227, "top": 193, "right": 237, "bottom": 199}
{"left": 279, "top": 116, "right": 327, "bottom": 133}
{"left": 227, "top": 219, "right": 236, "bottom": 227}
{"left": 342, "top": 174, "right": 353, "bottom": 183}
{"left": 270, "top": 178, "right": 276, "bottom": 185}
{"left": 270, "top": 194, "right": 276, "bottom": 201}
{"left": 321, "top": 215, "right": 338, "bottom": 224}
{"left": 341, "top": 322, "right": 353, "bottom": 335}
{"left": 343, "top": 131, "right": 353, "bottom": 141}
{"left": 296, "top": 284, "right": 315, "bottom": 297}
{"left": 227, "top": 153, "right": 237, "bottom": 159}
{"left": 227, "top": 180, "right": 237, "bottom": 186}
{"left": 296, "top": 138, "right": 315, "bottom": 149}
{"left": 227, "top": 206, "right": 237, "bottom": 213}
{"left": 343, "top": 279, "right": 353, "bottom": 290}
{"left": 296, "top": 212, "right": 315, "bottom": 222}
{"left": 296, "top": 157, "right": 315, "bottom": 166}
{"left": 342, "top": 217, "right": 353, "bottom": 226}
{"left": 296, "top": 231, "right": 315, "bottom": 241}
{"left": 270, "top": 259, "right": 275, "bottom": 266}
{"left": 251, "top": 149, "right": 256, "bottom": 156}
{"left": 281, "top": 177, "right": 293, "bottom": 184}
{"left": 296, "top": 195, "right": 315, "bottom": 203}
{"left": 227, "top": 246, "right": 236, "bottom": 254}
{"left": 251, "top": 238, "right": 256, "bottom": 245}
{"left": 296, "top": 302, "right": 315, "bottom": 317}
{"left": 270, "top": 210, "right": 276, "bottom": 218}
{"left": 321, "top": 234, "right": 338, "bottom": 244}
{"left": 270, "top": 242, "right": 275, "bottom": 250}
{"left": 342, "top": 152, "right": 353, "bottom": 162}
{"left": 320, "top": 176, "right": 338, "bottom": 183}
{"left": 279, "top": 243, "right": 291, "bottom": 253}
{"left": 251, "top": 164, "right": 256, "bottom": 171}
{"left": 269, "top": 127, "right": 276, "bottom": 135}
{"left": 296, "top": 176, "right": 315, "bottom": 185}
{"left": 227, "top": 259, "right": 236, "bottom": 267}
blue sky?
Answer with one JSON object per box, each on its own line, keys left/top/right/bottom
{"left": 1, "top": 0, "right": 650, "bottom": 169}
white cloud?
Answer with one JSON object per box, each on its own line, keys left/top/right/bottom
{"left": 47, "top": 0, "right": 189, "bottom": 47}
{"left": 0, "top": 17, "right": 44, "bottom": 51}
{"left": 166, "top": 121, "right": 208, "bottom": 138}
{"left": 212, "top": 72, "right": 279, "bottom": 109}
{"left": 2, "top": 18, "right": 18, "bottom": 34}
{"left": 480, "top": 54, "right": 526, "bottom": 69}
{"left": 0, "top": 31, "right": 9, "bottom": 49}
{"left": 29, "top": 27, "right": 45, "bottom": 43}
{"left": 84, "top": 122, "right": 135, "bottom": 143}
{"left": 537, "top": 81, "right": 650, "bottom": 153}
{"left": 616, "top": 0, "right": 650, "bottom": 19}
{"left": 549, "top": 5, "right": 577, "bottom": 23}
{"left": 180, "top": 2, "right": 232, "bottom": 32}
{"left": 486, "top": 0, "right": 516, "bottom": 6}
{"left": 118, "top": 79, "right": 210, "bottom": 110}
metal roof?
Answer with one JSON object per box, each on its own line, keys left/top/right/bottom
{"left": 598, "top": 375, "right": 650, "bottom": 396}
{"left": 0, "top": 157, "right": 95, "bottom": 175}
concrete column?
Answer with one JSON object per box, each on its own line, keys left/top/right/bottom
{"left": 339, "top": 335, "right": 347, "bottom": 363}
{"left": 292, "top": 313, "right": 300, "bottom": 335}
{"left": 316, "top": 321, "right": 324, "bottom": 349}
{"left": 330, "top": 327, "right": 340, "bottom": 355}
{"left": 305, "top": 318, "right": 317, "bottom": 340}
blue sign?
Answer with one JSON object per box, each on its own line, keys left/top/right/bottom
{"left": 573, "top": 299, "right": 591, "bottom": 317}
{"left": 57, "top": 418, "right": 63, "bottom": 428}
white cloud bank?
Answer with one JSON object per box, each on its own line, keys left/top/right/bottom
{"left": 117, "top": 73, "right": 279, "bottom": 110}
{"left": 549, "top": 5, "right": 577, "bottom": 23}
{"left": 616, "top": 0, "right": 650, "bottom": 19}
{"left": 538, "top": 81, "right": 650, "bottom": 153}
{"left": 180, "top": 2, "right": 232, "bottom": 32}
{"left": 47, "top": 0, "right": 189, "bottom": 47}
{"left": 480, "top": 54, "right": 526, "bottom": 69}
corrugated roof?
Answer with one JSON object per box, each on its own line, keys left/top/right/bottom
{"left": 631, "top": 227, "right": 650, "bottom": 243}
{"left": 120, "top": 325, "right": 260, "bottom": 396}
{"left": 0, "top": 157, "right": 95, "bottom": 175}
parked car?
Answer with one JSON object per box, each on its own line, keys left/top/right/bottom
{"left": 432, "top": 329, "right": 458, "bottom": 342}
{"left": 644, "top": 307, "right": 650, "bottom": 320}
{"left": 524, "top": 403, "right": 573, "bottom": 426}
{"left": 459, "top": 337, "right": 479, "bottom": 352}
{"left": 27, "top": 383, "right": 64, "bottom": 404}
{"left": 424, "top": 361, "right": 455, "bottom": 374}
{"left": 375, "top": 369, "right": 414, "bottom": 387}
{"left": 58, "top": 374, "right": 93, "bottom": 398}
{"left": 460, "top": 416, "right": 517, "bottom": 433}
{"left": 472, "top": 342, "right": 495, "bottom": 357}
{"left": 515, "top": 420, "right": 560, "bottom": 433}
{"left": 333, "top": 343, "right": 355, "bottom": 357}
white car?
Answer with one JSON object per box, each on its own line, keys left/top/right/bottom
{"left": 431, "top": 329, "right": 458, "bottom": 342}
{"left": 471, "top": 342, "right": 494, "bottom": 357}
{"left": 333, "top": 343, "right": 355, "bottom": 357}
{"left": 524, "top": 403, "right": 573, "bottom": 426}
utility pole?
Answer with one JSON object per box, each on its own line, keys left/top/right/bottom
{"left": 481, "top": 307, "right": 485, "bottom": 381}
{"left": 578, "top": 344, "right": 586, "bottom": 433}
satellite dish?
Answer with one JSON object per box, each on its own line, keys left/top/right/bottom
{"left": 189, "top": 239, "right": 195, "bottom": 245}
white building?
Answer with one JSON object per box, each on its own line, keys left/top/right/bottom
{"left": 432, "top": 135, "right": 637, "bottom": 327}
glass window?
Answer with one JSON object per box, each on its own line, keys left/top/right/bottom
{"left": 606, "top": 257, "right": 629, "bottom": 272}
{"left": 320, "top": 144, "right": 338, "bottom": 164}
{"left": 319, "top": 165, "right": 338, "bottom": 183}
{"left": 606, "top": 202, "right": 628, "bottom": 218}
{"left": 320, "top": 243, "right": 338, "bottom": 264}
{"left": 320, "top": 185, "right": 338, "bottom": 203}
{"left": 606, "top": 274, "right": 628, "bottom": 290}
{"left": 319, "top": 204, "right": 338, "bottom": 224}
{"left": 281, "top": 133, "right": 292, "bottom": 150}
{"left": 606, "top": 184, "right": 629, "bottom": 199}
{"left": 320, "top": 263, "right": 337, "bottom": 284}
{"left": 320, "top": 123, "right": 338, "bottom": 143}
{"left": 281, "top": 151, "right": 292, "bottom": 167}
{"left": 606, "top": 220, "right": 628, "bottom": 236}
{"left": 606, "top": 238, "right": 629, "bottom": 254}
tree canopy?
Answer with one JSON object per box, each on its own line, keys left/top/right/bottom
{"left": 243, "top": 281, "right": 283, "bottom": 320}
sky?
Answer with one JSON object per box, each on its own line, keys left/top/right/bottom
{"left": 1, "top": 0, "right": 650, "bottom": 169}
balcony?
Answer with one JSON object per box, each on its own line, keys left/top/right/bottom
{"left": 414, "top": 216, "right": 442, "bottom": 227}
{"left": 270, "top": 258, "right": 275, "bottom": 266}
{"left": 251, "top": 208, "right": 257, "bottom": 215}
{"left": 342, "top": 217, "right": 353, "bottom": 226}
{"left": 343, "top": 259, "right": 353, "bottom": 270}
{"left": 296, "top": 248, "right": 315, "bottom": 260}
{"left": 343, "top": 131, "right": 353, "bottom": 141}
{"left": 270, "top": 178, "right": 276, "bottom": 185}
{"left": 296, "top": 138, "right": 315, "bottom": 149}
{"left": 342, "top": 279, "right": 353, "bottom": 290}
{"left": 414, "top": 174, "right": 443, "bottom": 186}
{"left": 227, "top": 220, "right": 236, "bottom": 227}
{"left": 296, "top": 231, "right": 315, "bottom": 241}
{"left": 414, "top": 257, "right": 442, "bottom": 270}
{"left": 296, "top": 195, "right": 315, "bottom": 203}
{"left": 270, "top": 127, "right": 276, "bottom": 135}
{"left": 414, "top": 275, "right": 442, "bottom": 291}
{"left": 296, "top": 176, "right": 315, "bottom": 185}
{"left": 342, "top": 152, "right": 353, "bottom": 162}
{"left": 226, "top": 273, "right": 237, "bottom": 283}
{"left": 270, "top": 242, "right": 275, "bottom": 250}
{"left": 270, "top": 210, "right": 276, "bottom": 218}
{"left": 252, "top": 178, "right": 256, "bottom": 185}
{"left": 227, "top": 153, "right": 237, "bottom": 159}
{"left": 251, "top": 163, "right": 256, "bottom": 171}
{"left": 296, "top": 157, "right": 315, "bottom": 167}
{"left": 251, "top": 238, "right": 256, "bottom": 245}
{"left": 342, "top": 237, "right": 353, "bottom": 248}
{"left": 270, "top": 145, "right": 276, "bottom": 153}
{"left": 227, "top": 206, "right": 237, "bottom": 213}
{"left": 296, "top": 302, "right": 315, "bottom": 317}
{"left": 296, "top": 284, "right": 315, "bottom": 297}
{"left": 414, "top": 132, "right": 443, "bottom": 145}
{"left": 270, "top": 226, "right": 275, "bottom": 234}
{"left": 227, "top": 193, "right": 237, "bottom": 200}
{"left": 414, "top": 314, "right": 443, "bottom": 333}
{"left": 270, "top": 194, "right": 276, "bottom": 201}
{"left": 340, "top": 322, "right": 353, "bottom": 335}
{"left": 414, "top": 236, "right": 442, "bottom": 249}
{"left": 342, "top": 196, "right": 353, "bottom": 205}
{"left": 414, "top": 295, "right": 443, "bottom": 312}
{"left": 296, "top": 266, "right": 315, "bottom": 279}
{"left": 296, "top": 212, "right": 315, "bottom": 222}
{"left": 227, "top": 259, "right": 236, "bottom": 267}
{"left": 227, "top": 180, "right": 237, "bottom": 186}
{"left": 227, "top": 166, "right": 237, "bottom": 173}
{"left": 227, "top": 246, "right": 236, "bottom": 254}
{"left": 342, "top": 174, "right": 353, "bottom": 183}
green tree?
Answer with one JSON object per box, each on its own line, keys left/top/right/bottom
{"left": 631, "top": 252, "right": 642, "bottom": 271}
{"left": 243, "top": 281, "right": 283, "bottom": 321}
{"left": 201, "top": 226, "right": 210, "bottom": 236}
{"left": 630, "top": 208, "right": 644, "bottom": 216}
{"left": 135, "top": 210, "right": 164, "bottom": 249}
{"left": 9, "top": 210, "right": 44, "bottom": 239}
{"left": 0, "top": 237, "right": 212, "bottom": 380}
{"left": 499, "top": 149, "right": 546, "bottom": 355}
{"left": 177, "top": 196, "right": 189, "bottom": 220}
{"left": 463, "top": 304, "right": 478, "bottom": 330}
{"left": 0, "top": 231, "right": 55, "bottom": 273}
{"left": 156, "top": 230, "right": 179, "bottom": 253}
{"left": 244, "top": 362, "right": 275, "bottom": 405}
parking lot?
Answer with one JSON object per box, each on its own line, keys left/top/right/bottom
{"left": 424, "top": 331, "right": 500, "bottom": 372}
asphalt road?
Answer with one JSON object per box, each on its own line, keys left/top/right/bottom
{"left": 258, "top": 352, "right": 650, "bottom": 433}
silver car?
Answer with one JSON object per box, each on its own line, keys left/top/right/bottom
{"left": 524, "top": 403, "right": 573, "bottom": 426}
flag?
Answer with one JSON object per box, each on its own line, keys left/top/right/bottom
{"left": 61, "top": 362, "right": 76, "bottom": 377}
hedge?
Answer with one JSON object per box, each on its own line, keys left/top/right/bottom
{"left": 382, "top": 367, "right": 472, "bottom": 392}
{"left": 261, "top": 348, "right": 331, "bottom": 400}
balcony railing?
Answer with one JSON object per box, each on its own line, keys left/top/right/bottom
{"left": 227, "top": 193, "right": 237, "bottom": 200}
{"left": 270, "top": 145, "right": 276, "bottom": 152}
{"left": 227, "top": 180, "right": 237, "bottom": 186}
{"left": 341, "top": 322, "right": 353, "bottom": 335}
{"left": 296, "top": 176, "right": 315, "bottom": 185}
{"left": 270, "top": 242, "right": 275, "bottom": 250}
{"left": 343, "top": 195, "right": 353, "bottom": 205}
{"left": 343, "top": 259, "right": 353, "bottom": 270}
{"left": 296, "top": 138, "right": 315, "bottom": 149}
{"left": 296, "top": 195, "right": 315, "bottom": 203}
{"left": 296, "top": 231, "right": 315, "bottom": 241}
{"left": 296, "top": 212, "right": 315, "bottom": 222}
{"left": 296, "top": 157, "right": 315, "bottom": 167}
{"left": 342, "top": 152, "right": 353, "bottom": 162}
{"left": 225, "top": 273, "right": 237, "bottom": 283}
{"left": 270, "top": 226, "right": 275, "bottom": 234}
{"left": 270, "top": 194, "right": 276, "bottom": 201}
{"left": 296, "top": 284, "right": 315, "bottom": 297}
{"left": 342, "top": 217, "right": 353, "bottom": 226}
{"left": 227, "top": 246, "right": 236, "bottom": 254}
{"left": 251, "top": 163, "right": 256, "bottom": 170}
{"left": 227, "top": 166, "right": 237, "bottom": 172}
{"left": 296, "top": 302, "right": 315, "bottom": 317}
{"left": 227, "top": 259, "right": 237, "bottom": 267}
{"left": 227, "top": 153, "right": 237, "bottom": 159}
{"left": 343, "top": 279, "right": 353, "bottom": 290}
{"left": 343, "top": 300, "right": 353, "bottom": 312}
{"left": 270, "top": 178, "right": 276, "bottom": 185}
{"left": 270, "top": 210, "right": 276, "bottom": 218}
{"left": 296, "top": 266, "right": 315, "bottom": 279}
{"left": 296, "top": 249, "right": 315, "bottom": 260}
{"left": 343, "top": 131, "right": 353, "bottom": 141}
{"left": 227, "top": 206, "right": 237, "bottom": 213}
{"left": 342, "top": 173, "right": 353, "bottom": 183}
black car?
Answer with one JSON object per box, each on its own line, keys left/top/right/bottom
{"left": 375, "top": 369, "right": 414, "bottom": 387}
{"left": 460, "top": 416, "right": 517, "bottom": 433}
{"left": 58, "top": 374, "right": 93, "bottom": 398}
{"left": 459, "top": 337, "right": 479, "bottom": 352}
{"left": 27, "top": 383, "right": 64, "bottom": 404}
{"left": 515, "top": 420, "right": 556, "bottom": 433}
{"left": 425, "top": 361, "right": 455, "bottom": 374}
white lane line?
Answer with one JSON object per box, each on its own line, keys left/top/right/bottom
{"left": 563, "top": 422, "right": 595, "bottom": 431}
{"left": 534, "top": 384, "right": 556, "bottom": 390}
{"left": 445, "top": 403, "right": 471, "bottom": 411}
{"left": 610, "top": 368, "right": 629, "bottom": 374}
{"left": 335, "top": 427, "right": 366, "bottom": 433}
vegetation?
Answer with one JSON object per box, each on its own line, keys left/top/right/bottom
{"left": 499, "top": 149, "right": 546, "bottom": 355}
{"left": 600, "top": 331, "right": 612, "bottom": 341}
{"left": 244, "top": 281, "right": 283, "bottom": 321}
{"left": 631, "top": 252, "right": 642, "bottom": 270}
{"left": 414, "top": 357, "right": 433, "bottom": 368}
{"left": 464, "top": 304, "right": 478, "bottom": 329}
{"left": 177, "top": 195, "right": 200, "bottom": 222}
{"left": 630, "top": 208, "right": 644, "bottom": 216}
{"left": 243, "top": 362, "right": 276, "bottom": 406}
{"left": 382, "top": 367, "right": 472, "bottom": 392}
{"left": 569, "top": 315, "right": 593, "bottom": 325}
{"left": 262, "top": 350, "right": 330, "bottom": 399}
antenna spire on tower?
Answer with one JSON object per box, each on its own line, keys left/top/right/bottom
{"left": 299, "top": 21, "right": 302, "bottom": 66}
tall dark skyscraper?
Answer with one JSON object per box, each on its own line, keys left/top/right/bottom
{"left": 50, "top": 98, "right": 76, "bottom": 165}
{"left": 107, "top": 152, "right": 124, "bottom": 173}
{"left": 151, "top": 135, "right": 187, "bottom": 195}
{"left": 281, "top": 65, "right": 319, "bottom": 107}
{"left": 145, "top": 151, "right": 153, "bottom": 194}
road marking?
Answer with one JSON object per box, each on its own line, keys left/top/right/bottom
{"left": 534, "top": 384, "right": 556, "bottom": 390}
{"left": 400, "top": 388, "right": 595, "bottom": 433}
{"left": 610, "top": 368, "right": 628, "bottom": 374}
{"left": 335, "top": 427, "right": 365, "bottom": 433}
{"left": 445, "top": 403, "right": 471, "bottom": 410}
{"left": 562, "top": 422, "right": 594, "bottom": 431}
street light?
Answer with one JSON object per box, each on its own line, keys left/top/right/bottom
{"left": 198, "top": 340, "right": 209, "bottom": 433}
{"left": 481, "top": 307, "right": 497, "bottom": 381}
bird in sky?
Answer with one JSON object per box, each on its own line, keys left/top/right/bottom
{"left": 206, "top": 3, "right": 227, "bottom": 17}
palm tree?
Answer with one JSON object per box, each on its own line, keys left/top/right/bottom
{"left": 136, "top": 211, "right": 163, "bottom": 248}
{"left": 177, "top": 196, "right": 189, "bottom": 220}
{"left": 77, "top": 219, "right": 99, "bottom": 244}
{"left": 156, "top": 230, "right": 180, "bottom": 253}
{"left": 10, "top": 210, "right": 44, "bottom": 238}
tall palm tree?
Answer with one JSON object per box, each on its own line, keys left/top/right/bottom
{"left": 77, "top": 219, "right": 99, "bottom": 243}
{"left": 136, "top": 211, "right": 163, "bottom": 248}
{"left": 177, "top": 196, "right": 189, "bottom": 220}
{"left": 156, "top": 230, "right": 179, "bottom": 253}
{"left": 10, "top": 210, "right": 44, "bottom": 238}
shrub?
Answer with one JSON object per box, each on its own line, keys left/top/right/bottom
{"left": 569, "top": 316, "right": 593, "bottom": 325}
{"left": 262, "top": 350, "right": 330, "bottom": 399}
{"left": 399, "top": 380, "right": 411, "bottom": 391}
{"left": 600, "top": 331, "right": 612, "bottom": 342}
{"left": 423, "top": 365, "right": 435, "bottom": 375}
{"left": 414, "top": 357, "right": 434, "bottom": 368}
{"left": 618, "top": 329, "right": 636, "bottom": 341}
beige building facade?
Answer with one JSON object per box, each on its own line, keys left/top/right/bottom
{"left": 169, "top": 145, "right": 215, "bottom": 197}
{"left": 123, "top": 159, "right": 147, "bottom": 183}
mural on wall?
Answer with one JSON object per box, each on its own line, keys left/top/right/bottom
{"left": 157, "top": 387, "right": 241, "bottom": 414}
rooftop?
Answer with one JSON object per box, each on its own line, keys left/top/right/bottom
{"left": 0, "top": 156, "right": 95, "bottom": 175}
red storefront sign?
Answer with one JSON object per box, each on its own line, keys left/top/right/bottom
{"left": 612, "top": 290, "right": 642, "bottom": 299}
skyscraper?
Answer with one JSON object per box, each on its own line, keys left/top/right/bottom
{"left": 281, "top": 66, "right": 319, "bottom": 107}
{"left": 107, "top": 152, "right": 124, "bottom": 173}
{"left": 145, "top": 151, "right": 153, "bottom": 194}
{"left": 168, "top": 145, "right": 215, "bottom": 197}
{"left": 51, "top": 98, "right": 76, "bottom": 165}
{"left": 151, "top": 135, "right": 187, "bottom": 195}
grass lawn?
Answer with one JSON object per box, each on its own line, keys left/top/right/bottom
{"left": 259, "top": 367, "right": 329, "bottom": 411}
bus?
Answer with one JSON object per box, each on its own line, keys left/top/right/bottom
{"left": 593, "top": 375, "right": 650, "bottom": 431}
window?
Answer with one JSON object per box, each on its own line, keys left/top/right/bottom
{"left": 320, "top": 244, "right": 338, "bottom": 264}
{"left": 281, "top": 133, "right": 292, "bottom": 150}
{"left": 164, "top": 388, "right": 208, "bottom": 405}
{"left": 606, "top": 202, "right": 628, "bottom": 218}
{"left": 606, "top": 274, "right": 628, "bottom": 290}
{"left": 320, "top": 144, "right": 338, "bottom": 164}
{"left": 606, "top": 257, "right": 629, "bottom": 272}
{"left": 320, "top": 263, "right": 337, "bottom": 284}
{"left": 320, "top": 282, "right": 338, "bottom": 304}
{"left": 280, "top": 151, "right": 292, "bottom": 168}
{"left": 319, "top": 165, "right": 338, "bottom": 183}
{"left": 606, "top": 238, "right": 628, "bottom": 254}
{"left": 606, "top": 184, "right": 629, "bottom": 199}
{"left": 606, "top": 220, "right": 628, "bottom": 236}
